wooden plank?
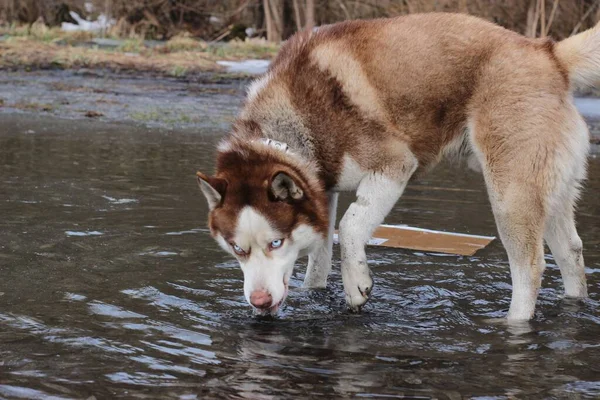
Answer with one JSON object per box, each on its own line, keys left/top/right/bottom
{"left": 334, "top": 224, "right": 495, "bottom": 256}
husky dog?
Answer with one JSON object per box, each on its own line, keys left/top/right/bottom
{"left": 197, "top": 13, "right": 600, "bottom": 320}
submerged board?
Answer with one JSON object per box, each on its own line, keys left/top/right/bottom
{"left": 334, "top": 224, "right": 496, "bottom": 256}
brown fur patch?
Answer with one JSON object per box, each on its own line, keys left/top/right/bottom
{"left": 207, "top": 143, "right": 329, "bottom": 242}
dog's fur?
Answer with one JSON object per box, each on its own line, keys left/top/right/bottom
{"left": 197, "top": 13, "right": 600, "bottom": 320}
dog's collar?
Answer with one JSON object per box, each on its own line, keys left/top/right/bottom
{"left": 256, "top": 138, "right": 293, "bottom": 154}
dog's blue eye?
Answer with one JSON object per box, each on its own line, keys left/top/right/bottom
{"left": 231, "top": 243, "right": 246, "bottom": 256}
{"left": 270, "top": 239, "right": 283, "bottom": 249}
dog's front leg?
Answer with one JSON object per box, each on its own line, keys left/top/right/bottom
{"left": 339, "top": 172, "right": 411, "bottom": 311}
{"left": 304, "top": 192, "right": 339, "bottom": 288}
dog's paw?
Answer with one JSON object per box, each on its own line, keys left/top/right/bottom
{"left": 342, "top": 262, "right": 373, "bottom": 312}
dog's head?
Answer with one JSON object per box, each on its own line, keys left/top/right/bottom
{"left": 197, "top": 141, "right": 328, "bottom": 316}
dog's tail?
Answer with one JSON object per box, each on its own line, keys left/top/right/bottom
{"left": 556, "top": 21, "right": 600, "bottom": 90}
{"left": 556, "top": 23, "right": 600, "bottom": 88}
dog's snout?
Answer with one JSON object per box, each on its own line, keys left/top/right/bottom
{"left": 250, "top": 290, "right": 272, "bottom": 309}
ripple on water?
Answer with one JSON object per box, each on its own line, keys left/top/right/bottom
{"left": 0, "top": 115, "right": 598, "bottom": 398}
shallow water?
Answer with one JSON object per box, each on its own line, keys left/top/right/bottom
{"left": 0, "top": 113, "right": 599, "bottom": 399}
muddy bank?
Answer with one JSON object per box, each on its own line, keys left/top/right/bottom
{"left": 0, "top": 70, "right": 598, "bottom": 146}
{"left": 0, "top": 70, "right": 247, "bottom": 132}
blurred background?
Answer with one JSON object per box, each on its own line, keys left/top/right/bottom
{"left": 1, "top": 0, "right": 599, "bottom": 43}
{"left": 1, "top": 0, "right": 599, "bottom": 80}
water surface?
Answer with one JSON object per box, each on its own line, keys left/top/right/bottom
{"left": 0, "top": 114, "right": 599, "bottom": 399}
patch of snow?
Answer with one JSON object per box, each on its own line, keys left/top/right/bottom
{"left": 61, "top": 11, "right": 115, "bottom": 33}
{"left": 216, "top": 60, "right": 270, "bottom": 75}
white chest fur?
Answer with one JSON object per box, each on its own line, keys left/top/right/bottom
{"left": 334, "top": 155, "right": 367, "bottom": 191}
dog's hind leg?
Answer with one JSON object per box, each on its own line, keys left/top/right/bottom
{"left": 304, "top": 192, "right": 339, "bottom": 288}
{"left": 339, "top": 152, "right": 418, "bottom": 311}
{"left": 545, "top": 201, "right": 587, "bottom": 298}
{"left": 469, "top": 116, "right": 551, "bottom": 320}
{"left": 488, "top": 190, "right": 547, "bottom": 320}
{"left": 544, "top": 113, "right": 589, "bottom": 299}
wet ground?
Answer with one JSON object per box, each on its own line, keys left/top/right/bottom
{"left": 0, "top": 74, "right": 599, "bottom": 399}
{"left": 0, "top": 70, "right": 246, "bottom": 132}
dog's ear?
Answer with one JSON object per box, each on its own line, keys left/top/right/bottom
{"left": 270, "top": 172, "right": 304, "bottom": 201}
{"left": 196, "top": 171, "right": 227, "bottom": 210}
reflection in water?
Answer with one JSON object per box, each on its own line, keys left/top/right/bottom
{"left": 0, "top": 114, "right": 599, "bottom": 398}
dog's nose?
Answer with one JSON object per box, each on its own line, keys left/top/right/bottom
{"left": 250, "top": 290, "right": 272, "bottom": 309}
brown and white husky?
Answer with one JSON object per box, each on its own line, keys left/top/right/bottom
{"left": 196, "top": 13, "right": 600, "bottom": 320}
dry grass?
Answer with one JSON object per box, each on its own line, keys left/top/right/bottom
{"left": 0, "top": 24, "right": 279, "bottom": 76}
{"left": 0, "top": 20, "right": 95, "bottom": 42}
{"left": 0, "top": 36, "right": 219, "bottom": 75}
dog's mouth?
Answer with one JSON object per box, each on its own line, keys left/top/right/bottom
{"left": 253, "top": 281, "right": 289, "bottom": 317}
